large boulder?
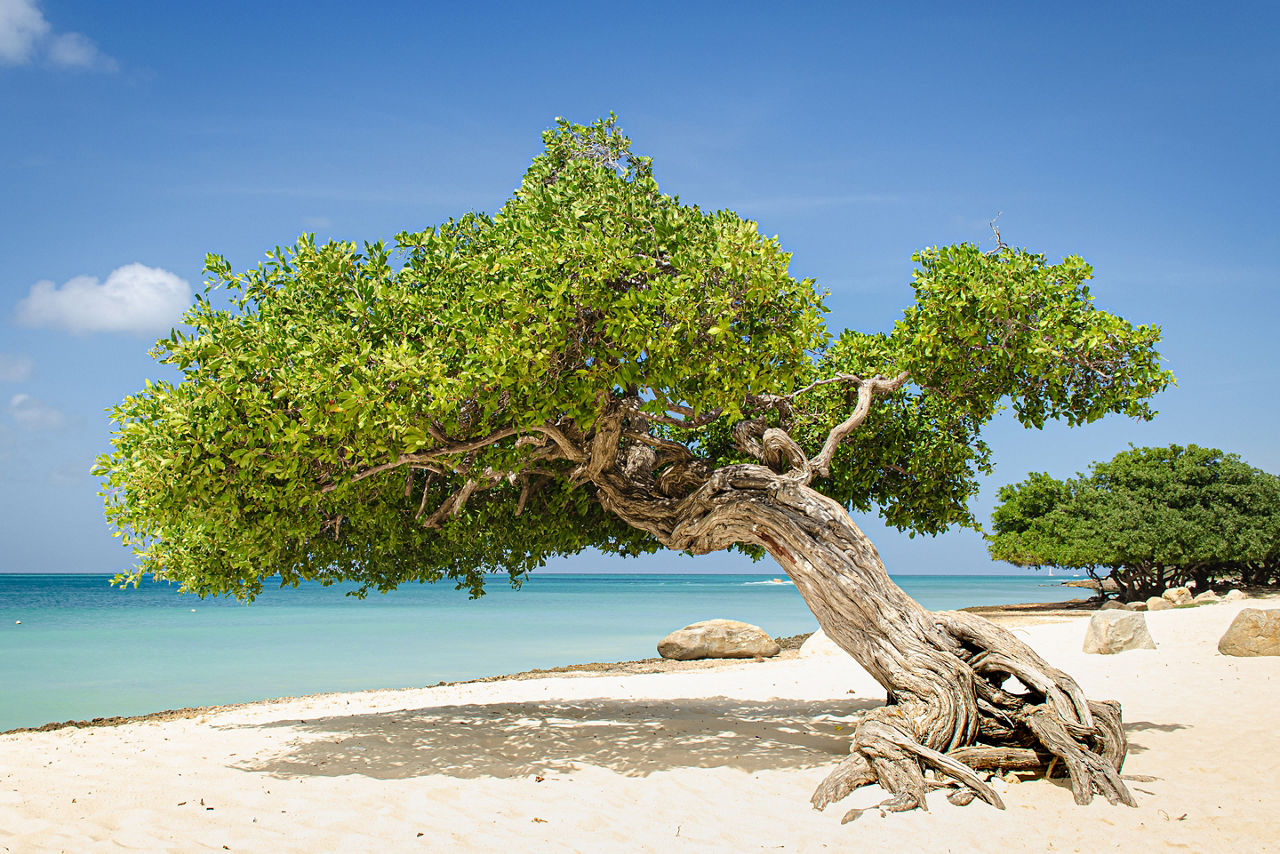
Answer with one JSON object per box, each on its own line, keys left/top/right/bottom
{"left": 1100, "top": 600, "right": 1127, "bottom": 611}
{"left": 1162, "top": 587, "right": 1194, "bottom": 606}
{"left": 1193, "top": 590, "right": 1220, "bottom": 604}
{"left": 658, "top": 619, "right": 781, "bottom": 660}
{"left": 1083, "top": 610, "right": 1157, "bottom": 654}
{"left": 1146, "top": 596, "right": 1173, "bottom": 612}
{"left": 1217, "top": 609, "right": 1280, "bottom": 657}
{"left": 1224, "top": 589, "right": 1249, "bottom": 602}
{"left": 1125, "top": 601, "right": 1148, "bottom": 611}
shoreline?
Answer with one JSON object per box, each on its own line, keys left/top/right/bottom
{"left": 3, "top": 597, "right": 1098, "bottom": 737}
{"left": 2, "top": 595, "right": 1276, "bottom": 851}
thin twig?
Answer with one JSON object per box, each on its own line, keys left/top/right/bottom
{"left": 985, "top": 212, "right": 1007, "bottom": 256}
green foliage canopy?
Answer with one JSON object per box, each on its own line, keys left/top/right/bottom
{"left": 97, "top": 117, "right": 1174, "bottom": 600}
{"left": 988, "top": 445, "right": 1280, "bottom": 593}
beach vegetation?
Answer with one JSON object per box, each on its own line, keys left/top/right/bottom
{"left": 989, "top": 444, "right": 1280, "bottom": 598}
{"left": 96, "top": 116, "right": 1174, "bottom": 818}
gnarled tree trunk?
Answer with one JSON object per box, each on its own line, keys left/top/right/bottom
{"left": 605, "top": 462, "right": 1136, "bottom": 819}
{"left": 395, "top": 383, "right": 1139, "bottom": 819}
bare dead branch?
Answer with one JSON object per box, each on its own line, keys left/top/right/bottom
{"left": 810, "top": 371, "right": 911, "bottom": 477}
{"left": 985, "top": 212, "right": 1007, "bottom": 256}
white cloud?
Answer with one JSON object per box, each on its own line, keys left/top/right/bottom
{"left": 15, "top": 263, "right": 193, "bottom": 334}
{"left": 0, "top": 0, "right": 47, "bottom": 65}
{"left": 0, "top": 354, "right": 33, "bottom": 382}
{"left": 8, "top": 393, "right": 65, "bottom": 431}
{"left": 0, "top": 0, "right": 114, "bottom": 70}
{"left": 46, "top": 30, "right": 115, "bottom": 71}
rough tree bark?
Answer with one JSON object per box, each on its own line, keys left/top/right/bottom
{"left": 677, "top": 471, "right": 1133, "bottom": 819}
{"left": 580, "top": 387, "right": 1137, "bottom": 820}
{"left": 352, "top": 377, "right": 1138, "bottom": 819}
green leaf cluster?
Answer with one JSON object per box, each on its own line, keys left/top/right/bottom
{"left": 988, "top": 445, "right": 1280, "bottom": 593}
{"left": 96, "top": 117, "right": 1175, "bottom": 600}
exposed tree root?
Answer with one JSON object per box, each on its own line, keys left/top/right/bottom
{"left": 811, "top": 609, "right": 1136, "bottom": 816}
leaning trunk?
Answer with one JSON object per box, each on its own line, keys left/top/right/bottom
{"left": 663, "top": 470, "right": 1135, "bottom": 817}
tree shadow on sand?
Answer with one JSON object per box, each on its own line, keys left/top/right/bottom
{"left": 1122, "top": 720, "right": 1189, "bottom": 755}
{"left": 229, "top": 696, "right": 884, "bottom": 781}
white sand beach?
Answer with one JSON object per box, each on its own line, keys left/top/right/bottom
{"left": 2, "top": 598, "right": 1277, "bottom": 853}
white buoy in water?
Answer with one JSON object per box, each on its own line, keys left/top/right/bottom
{"left": 190, "top": 609, "right": 196, "bottom": 612}
{"left": 14, "top": 620, "right": 20, "bottom": 625}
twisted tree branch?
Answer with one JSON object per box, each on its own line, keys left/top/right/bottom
{"left": 810, "top": 371, "right": 910, "bottom": 477}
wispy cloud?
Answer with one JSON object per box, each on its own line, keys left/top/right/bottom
{"left": 0, "top": 0, "right": 116, "bottom": 71}
{"left": 15, "top": 263, "right": 192, "bottom": 335}
{"left": 45, "top": 30, "right": 115, "bottom": 71}
{"left": 8, "top": 393, "right": 65, "bottom": 431}
{"left": 0, "top": 354, "right": 33, "bottom": 382}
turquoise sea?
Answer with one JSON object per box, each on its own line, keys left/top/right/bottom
{"left": 0, "top": 572, "right": 1082, "bottom": 732}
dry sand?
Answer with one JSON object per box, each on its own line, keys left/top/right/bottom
{"left": 2, "top": 597, "right": 1277, "bottom": 852}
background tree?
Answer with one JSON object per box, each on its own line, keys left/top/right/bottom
{"left": 97, "top": 117, "right": 1173, "bottom": 818}
{"left": 989, "top": 445, "right": 1280, "bottom": 598}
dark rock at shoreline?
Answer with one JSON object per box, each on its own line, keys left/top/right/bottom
{"left": 1062, "top": 577, "right": 1120, "bottom": 592}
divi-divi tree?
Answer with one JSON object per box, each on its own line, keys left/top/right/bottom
{"left": 98, "top": 118, "right": 1174, "bottom": 818}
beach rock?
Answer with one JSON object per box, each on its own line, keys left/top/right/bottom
{"left": 1224, "top": 589, "right": 1249, "bottom": 602}
{"left": 1083, "top": 611, "right": 1157, "bottom": 654}
{"left": 1063, "top": 577, "right": 1119, "bottom": 593}
{"left": 1146, "top": 597, "right": 1173, "bottom": 612}
{"left": 1193, "top": 590, "right": 1220, "bottom": 604}
{"left": 1217, "top": 609, "right": 1280, "bottom": 657}
{"left": 657, "top": 619, "right": 781, "bottom": 660}
{"left": 1100, "top": 600, "right": 1127, "bottom": 611}
{"left": 1162, "top": 587, "right": 1194, "bottom": 606}
{"left": 1125, "top": 601, "right": 1148, "bottom": 611}
{"left": 798, "top": 629, "right": 842, "bottom": 658}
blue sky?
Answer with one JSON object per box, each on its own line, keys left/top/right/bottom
{"left": 1, "top": 1, "right": 1276, "bottom": 576}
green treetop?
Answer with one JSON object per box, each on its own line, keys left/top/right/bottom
{"left": 97, "top": 117, "right": 1174, "bottom": 600}
{"left": 989, "top": 444, "right": 1280, "bottom": 596}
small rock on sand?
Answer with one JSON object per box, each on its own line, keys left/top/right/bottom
{"left": 1146, "top": 597, "right": 1173, "bottom": 612}
{"left": 1083, "top": 610, "right": 1157, "bottom": 654}
{"left": 1163, "top": 587, "right": 1194, "bottom": 606}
